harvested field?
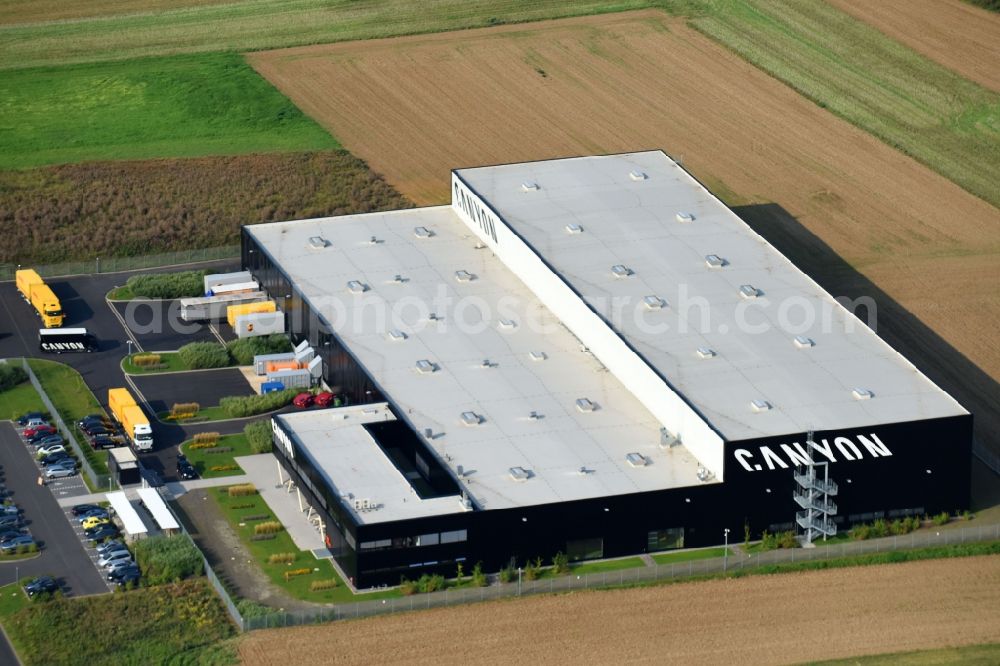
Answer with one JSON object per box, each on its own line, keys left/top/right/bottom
{"left": 248, "top": 11, "right": 1000, "bottom": 457}
{"left": 238, "top": 555, "right": 1000, "bottom": 665}
{"left": 827, "top": 0, "right": 1000, "bottom": 93}
{"left": 0, "top": 150, "right": 409, "bottom": 264}
{"left": 0, "top": 0, "right": 229, "bottom": 25}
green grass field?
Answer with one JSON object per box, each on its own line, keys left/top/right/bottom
{"left": 569, "top": 556, "right": 645, "bottom": 575}
{"left": 27, "top": 360, "right": 111, "bottom": 479}
{"left": 0, "top": 53, "right": 337, "bottom": 169}
{"left": 0, "top": 379, "right": 45, "bottom": 421}
{"left": 122, "top": 352, "right": 190, "bottom": 375}
{"left": 651, "top": 546, "right": 731, "bottom": 566}
{"left": 212, "top": 486, "right": 400, "bottom": 603}
{"left": 181, "top": 433, "right": 251, "bottom": 478}
{"left": 0, "top": 1, "right": 654, "bottom": 70}
{"left": 814, "top": 643, "right": 1000, "bottom": 665}
{"left": 690, "top": 0, "right": 1000, "bottom": 209}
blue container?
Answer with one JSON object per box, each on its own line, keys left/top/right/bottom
{"left": 261, "top": 381, "right": 285, "bottom": 394}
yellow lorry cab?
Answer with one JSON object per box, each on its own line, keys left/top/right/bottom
{"left": 15, "top": 269, "right": 64, "bottom": 327}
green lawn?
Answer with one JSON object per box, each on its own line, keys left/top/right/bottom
{"left": 0, "top": 1, "right": 655, "bottom": 70}
{"left": 0, "top": 379, "right": 45, "bottom": 421}
{"left": 106, "top": 284, "right": 136, "bottom": 301}
{"left": 122, "top": 352, "right": 191, "bottom": 374}
{"left": 651, "top": 547, "right": 731, "bottom": 566}
{"left": 181, "top": 433, "right": 252, "bottom": 478}
{"left": 0, "top": 53, "right": 337, "bottom": 169}
{"left": 0, "top": 582, "right": 30, "bottom": 620}
{"left": 158, "top": 405, "right": 232, "bottom": 424}
{"left": 569, "top": 556, "right": 646, "bottom": 575}
{"left": 26, "top": 360, "right": 110, "bottom": 481}
{"left": 212, "top": 486, "right": 400, "bottom": 603}
{"left": 690, "top": 0, "right": 1000, "bottom": 209}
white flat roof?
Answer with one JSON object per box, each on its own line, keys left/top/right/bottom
{"left": 248, "top": 207, "right": 708, "bottom": 517}
{"left": 455, "top": 151, "right": 967, "bottom": 440}
{"left": 276, "top": 404, "right": 469, "bottom": 524}
{"left": 105, "top": 491, "right": 147, "bottom": 536}
{"left": 136, "top": 487, "right": 179, "bottom": 531}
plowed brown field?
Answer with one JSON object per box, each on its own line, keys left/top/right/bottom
{"left": 827, "top": 0, "right": 1000, "bottom": 93}
{"left": 248, "top": 11, "right": 1000, "bottom": 452}
{"left": 239, "top": 555, "right": 1000, "bottom": 665}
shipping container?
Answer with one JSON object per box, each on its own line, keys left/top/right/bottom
{"left": 235, "top": 311, "right": 285, "bottom": 338}
{"left": 227, "top": 300, "right": 276, "bottom": 327}
{"left": 179, "top": 291, "right": 266, "bottom": 321}
{"left": 253, "top": 352, "right": 296, "bottom": 376}
{"left": 203, "top": 271, "right": 252, "bottom": 295}
{"left": 261, "top": 381, "right": 285, "bottom": 394}
{"left": 266, "top": 368, "right": 312, "bottom": 389}
{"left": 211, "top": 280, "right": 260, "bottom": 297}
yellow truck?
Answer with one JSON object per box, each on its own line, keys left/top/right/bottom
{"left": 226, "top": 300, "right": 276, "bottom": 327}
{"left": 108, "top": 388, "right": 154, "bottom": 452}
{"left": 15, "top": 269, "right": 64, "bottom": 328}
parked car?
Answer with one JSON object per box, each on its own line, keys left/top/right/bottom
{"left": 24, "top": 425, "right": 56, "bottom": 440}
{"left": 23, "top": 576, "right": 58, "bottom": 598}
{"left": 313, "top": 392, "right": 335, "bottom": 407}
{"left": 35, "top": 434, "right": 64, "bottom": 448}
{"left": 0, "top": 529, "right": 25, "bottom": 543}
{"left": 96, "top": 539, "right": 126, "bottom": 556}
{"left": 77, "top": 415, "right": 112, "bottom": 428}
{"left": 0, "top": 535, "right": 35, "bottom": 554}
{"left": 292, "top": 392, "right": 314, "bottom": 409}
{"left": 0, "top": 516, "right": 23, "bottom": 530}
{"left": 176, "top": 456, "right": 197, "bottom": 481}
{"left": 83, "top": 425, "right": 111, "bottom": 438}
{"left": 98, "top": 549, "right": 132, "bottom": 569}
{"left": 71, "top": 503, "right": 102, "bottom": 516}
{"left": 89, "top": 435, "right": 120, "bottom": 450}
{"left": 40, "top": 452, "right": 73, "bottom": 467}
{"left": 45, "top": 465, "right": 77, "bottom": 480}
{"left": 77, "top": 509, "right": 109, "bottom": 523}
{"left": 109, "top": 567, "right": 140, "bottom": 587}
{"left": 36, "top": 443, "right": 66, "bottom": 458}
{"left": 23, "top": 417, "right": 47, "bottom": 429}
{"left": 0, "top": 504, "right": 19, "bottom": 516}
{"left": 82, "top": 515, "right": 111, "bottom": 531}
{"left": 17, "top": 412, "right": 46, "bottom": 426}
{"left": 85, "top": 524, "right": 119, "bottom": 543}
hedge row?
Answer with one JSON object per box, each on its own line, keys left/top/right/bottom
{"left": 219, "top": 389, "right": 298, "bottom": 418}
{"left": 0, "top": 364, "right": 27, "bottom": 392}
{"left": 125, "top": 270, "right": 208, "bottom": 299}
{"left": 132, "top": 534, "right": 204, "bottom": 586}
{"left": 226, "top": 334, "right": 293, "bottom": 366}
{"left": 177, "top": 342, "right": 230, "bottom": 370}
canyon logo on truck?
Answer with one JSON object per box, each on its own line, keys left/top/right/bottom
{"left": 38, "top": 328, "right": 96, "bottom": 353}
{"left": 733, "top": 433, "right": 892, "bottom": 472}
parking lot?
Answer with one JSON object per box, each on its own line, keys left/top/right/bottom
{"left": 0, "top": 424, "right": 108, "bottom": 597}
{"left": 133, "top": 367, "right": 254, "bottom": 416}
{"left": 109, "top": 299, "right": 221, "bottom": 352}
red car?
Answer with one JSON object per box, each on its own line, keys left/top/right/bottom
{"left": 292, "top": 393, "right": 314, "bottom": 409}
{"left": 313, "top": 392, "right": 335, "bottom": 408}
{"left": 23, "top": 424, "right": 56, "bottom": 439}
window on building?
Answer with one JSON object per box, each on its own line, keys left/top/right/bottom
{"left": 416, "top": 533, "right": 439, "bottom": 546}
{"left": 440, "top": 529, "right": 468, "bottom": 544}
{"left": 567, "top": 537, "right": 604, "bottom": 562}
{"left": 647, "top": 528, "right": 684, "bottom": 552}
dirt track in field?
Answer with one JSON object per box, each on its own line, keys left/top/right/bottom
{"left": 248, "top": 11, "right": 1000, "bottom": 453}
{"left": 827, "top": 0, "right": 1000, "bottom": 93}
{"left": 239, "top": 555, "right": 1000, "bottom": 665}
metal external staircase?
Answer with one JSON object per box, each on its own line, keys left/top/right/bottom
{"left": 794, "top": 432, "right": 839, "bottom": 546}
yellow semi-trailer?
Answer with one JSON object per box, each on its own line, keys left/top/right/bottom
{"left": 15, "top": 269, "right": 64, "bottom": 328}
{"left": 108, "top": 388, "right": 154, "bottom": 452}
{"left": 226, "top": 300, "right": 276, "bottom": 327}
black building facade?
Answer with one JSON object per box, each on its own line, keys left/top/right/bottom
{"left": 245, "top": 227, "right": 973, "bottom": 590}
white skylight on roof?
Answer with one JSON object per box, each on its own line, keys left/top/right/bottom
{"left": 629, "top": 170, "right": 647, "bottom": 181}
{"left": 347, "top": 280, "right": 368, "bottom": 294}
{"left": 750, "top": 399, "right": 772, "bottom": 413}
{"left": 498, "top": 318, "right": 517, "bottom": 330}
{"left": 509, "top": 466, "right": 530, "bottom": 481}
{"left": 528, "top": 351, "right": 547, "bottom": 361}
{"left": 676, "top": 211, "right": 695, "bottom": 223}
{"left": 696, "top": 347, "right": 716, "bottom": 359}
{"left": 705, "top": 254, "right": 726, "bottom": 268}
{"left": 625, "top": 453, "right": 648, "bottom": 467}
{"left": 308, "top": 236, "right": 329, "bottom": 250}
{"left": 852, "top": 388, "right": 874, "bottom": 400}
{"left": 387, "top": 329, "right": 407, "bottom": 342}
{"left": 461, "top": 411, "right": 482, "bottom": 426}
{"left": 565, "top": 223, "right": 584, "bottom": 234}
{"left": 793, "top": 336, "right": 815, "bottom": 348}
{"left": 611, "top": 264, "right": 633, "bottom": 278}
{"left": 575, "top": 398, "right": 596, "bottom": 413}
{"left": 413, "top": 226, "right": 434, "bottom": 238}
{"left": 643, "top": 295, "right": 665, "bottom": 310}
{"left": 521, "top": 181, "right": 539, "bottom": 192}
{"left": 739, "top": 284, "right": 760, "bottom": 299}
{"left": 415, "top": 359, "right": 436, "bottom": 374}
{"left": 454, "top": 270, "right": 476, "bottom": 283}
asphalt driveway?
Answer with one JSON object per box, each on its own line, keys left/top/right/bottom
{"left": 132, "top": 368, "right": 253, "bottom": 416}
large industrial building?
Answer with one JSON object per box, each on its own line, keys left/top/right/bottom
{"left": 244, "top": 151, "right": 972, "bottom": 588}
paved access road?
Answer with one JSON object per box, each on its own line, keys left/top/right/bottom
{"left": 0, "top": 424, "right": 108, "bottom": 597}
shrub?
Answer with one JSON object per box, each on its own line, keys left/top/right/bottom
{"left": 178, "top": 342, "right": 230, "bottom": 370}
{"left": 283, "top": 568, "right": 312, "bottom": 581}
{"left": 227, "top": 334, "right": 293, "bottom": 366}
{"left": 777, "top": 531, "right": 799, "bottom": 549}
{"left": 170, "top": 402, "right": 200, "bottom": 419}
{"left": 417, "top": 573, "right": 445, "bottom": 593}
{"left": 400, "top": 577, "right": 418, "bottom": 596}
{"left": 125, "top": 270, "right": 209, "bottom": 299}
{"left": 933, "top": 511, "right": 951, "bottom": 526}
{"left": 552, "top": 551, "right": 569, "bottom": 574}
{"left": 455, "top": 562, "right": 464, "bottom": 582}
{"left": 236, "top": 598, "right": 281, "bottom": 620}
{"left": 131, "top": 353, "right": 161, "bottom": 368}
{"left": 267, "top": 553, "right": 296, "bottom": 565}
{"left": 242, "top": 514, "right": 270, "bottom": 521}
{"left": 471, "top": 562, "right": 488, "bottom": 587}
{"left": 523, "top": 557, "right": 542, "bottom": 581}
{"left": 498, "top": 564, "right": 514, "bottom": 584}
{"left": 0, "top": 364, "right": 27, "bottom": 392}
{"left": 230, "top": 502, "right": 255, "bottom": 510}
{"left": 850, "top": 523, "right": 872, "bottom": 541}
{"left": 244, "top": 420, "right": 273, "bottom": 454}
{"left": 193, "top": 432, "right": 220, "bottom": 446}
{"left": 254, "top": 521, "right": 283, "bottom": 535}
{"left": 210, "top": 464, "right": 239, "bottom": 472}
{"left": 133, "top": 535, "right": 204, "bottom": 585}
{"left": 250, "top": 534, "right": 275, "bottom": 541}
{"left": 310, "top": 579, "right": 339, "bottom": 591}
{"left": 227, "top": 484, "right": 257, "bottom": 497}
{"left": 220, "top": 389, "right": 298, "bottom": 418}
